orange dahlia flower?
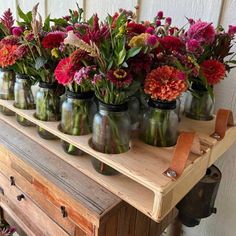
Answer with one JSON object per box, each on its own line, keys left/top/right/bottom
{"left": 200, "top": 59, "right": 226, "bottom": 85}
{"left": 0, "top": 44, "right": 18, "bottom": 68}
{"left": 144, "top": 66, "right": 187, "bottom": 101}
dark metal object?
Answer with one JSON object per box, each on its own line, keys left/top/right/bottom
{"left": 177, "top": 165, "right": 221, "bottom": 227}
{"left": 17, "top": 194, "right": 25, "bottom": 201}
{"left": 0, "top": 187, "right": 4, "bottom": 195}
{"left": 60, "top": 206, "right": 68, "bottom": 218}
{"left": 10, "top": 176, "right": 15, "bottom": 186}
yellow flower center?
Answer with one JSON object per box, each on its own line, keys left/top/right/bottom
{"left": 113, "top": 69, "right": 127, "bottom": 80}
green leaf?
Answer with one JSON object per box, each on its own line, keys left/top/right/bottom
{"left": 126, "top": 47, "right": 142, "bottom": 60}
{"left": 17, "top": 5, "right": 32, "bottom": 23}
{"left": 50, "top": 18, "right": 68, "bottom": 27}
{"left": 118, "top": 47, "right": 126, "bottom": 66}
{"left": 35, "top": 57, "right": 47, "bottom": 70}
{"left": 43, "top": 15, "right": 50, "bottom": 31}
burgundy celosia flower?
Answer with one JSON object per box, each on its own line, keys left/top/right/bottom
{"left": 0, "top": 8, "right": 14, "bottom": 34}
{"left": 107, "top": 69, "right": 133, "bottom": 88}
{"left": 144, "top": 66, "right": 187, "bottom": 101}
{"left": 54, "top": 57, "right": 75, "bottom": 85}
{"left": 187, "top": 21, "right": 216, "bottom": 45}
{"left": 158, "top": 36, "right": 184, "bottom": 52}
{"left": 42, "top": 31, "right": 66, "bottom": 49}
{"left": 127, "top": 22, "right": 147, "bottom": 35}
{"left": 12, "top": 27, "right": 23, "bottom": 37}
{"left": 200, "top": 60, "right": 226, "bottom": 85}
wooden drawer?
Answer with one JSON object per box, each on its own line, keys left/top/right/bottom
{"left": 0, "top": 160, "right": 79, "bottom": 235}
{"left": 0, "top": 171, "right": 69, "bottom": 236}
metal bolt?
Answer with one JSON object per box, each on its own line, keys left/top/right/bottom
{"left": 17, "top": 194, "right": 25, "bottom": 201}
{"left": 10, "top": 176, "right": 15, "bottom": 186}
{"left": 60, "top": 206, "right": 68, "bottom": 218}
{"left": 166, "top": 169, "right": 177, "bottom": 178}
{"left": 212, "top": 133, "right": 221, "bottom": 140}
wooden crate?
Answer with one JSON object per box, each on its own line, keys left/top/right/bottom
{"left": 0, "top": 99, "right": 235, "bottom": 222}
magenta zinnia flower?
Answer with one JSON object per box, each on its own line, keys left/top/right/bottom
{"left": 107, "top": 69, "right": 133, "bottom": 88}
{"left": 187, "top": 21, "right": 215, "bottom": 45}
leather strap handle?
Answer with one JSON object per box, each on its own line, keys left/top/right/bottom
{"left": 210, "top": 109, "right": 234, "bottom": 141}
{"left": 163, "top": 132, "right": 202, "bottom": 180}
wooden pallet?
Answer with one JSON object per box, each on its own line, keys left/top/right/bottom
{"left": 0, "top": 99, "right": 235, "bottom": 222}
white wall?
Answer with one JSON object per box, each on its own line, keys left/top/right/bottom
{"left": 1, "top": 1, "right": 236, "bottom": 235}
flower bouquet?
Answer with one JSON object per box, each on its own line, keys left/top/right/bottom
{"left": 183, "top": 20, "right": 236, "bottom": 120}
{"left": 64, "top": 10, "right": 142, "bottom": 174}
{"left": 55, "top": 50, "right": 97, "bottom": 155}
{"left": 0, "top": 9, "right": 16, "bottom": 115}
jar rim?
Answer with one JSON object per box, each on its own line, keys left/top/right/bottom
{"left": 148, "top": 99, "right": 176, "bottom": 110}
{"left": 66, "top": 90, "right": 94, "bottom": 100}
{"left": 39, "top": 82, "right": 57, "bottom": 89}
{"left": 98, "top": 99, "right": 128, "bottom": 112}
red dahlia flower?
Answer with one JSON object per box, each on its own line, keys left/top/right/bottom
{"left": 107, "top": 69, "right": 133, "bottom": 88}
{"left": 54, "top": 57, "right": 75, "bottom": 85}
{"left": 42, "top": 31, "right": 66, "bottom": 49}
{"left": 144, "top": 66, "right": 187, "bottom": 101}
{"left": 200, "top": 60, "right": 226, "bottom": 85}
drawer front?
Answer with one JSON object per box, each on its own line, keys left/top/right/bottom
{"left": 0, "top": 171, "right": 69, "bottom": 236}
{"left": 0, "top": 160, "right": 77, "bottom": 235}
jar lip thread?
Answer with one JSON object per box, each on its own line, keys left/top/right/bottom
{"left": 16, "top": 73, "right": 31, "bottom": 80}
{"left": 98, "top": 99, "right": 128, "bottom": 112}
{"left": 66, "top": 90, "right": 94, "bottom": 100}
{"left": 39, "top": 82, "right": 57, "bottom": 89}
{"left": 148, "top": 99, "right": 176, "bottom": 110}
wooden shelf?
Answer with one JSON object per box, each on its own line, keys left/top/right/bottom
{"left": 0, "top": 99, "right": 235, "bottom": 222}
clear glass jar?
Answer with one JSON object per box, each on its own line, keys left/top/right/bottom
{"left": 60, "top": 91, "right": 96, "bottom": 155}
{"left": 0, "top": 69, "right": 15, "bottom": 116}
{"left": 14, "top": 74, "right": 35, "bottom": 126}
{"left": 128, "top": 96, "right": 140, "bottom": 131}
{"left": 184, "top": 83, "right": 214, "bottom": 121}
{"left": 140, "top": 99, "right": 179, "bottom": 147}
{"left": 91, "top": 100, "right": 131, "bottom": 175}
{"left": 35, "top": 83, "right": 61, "bottom": 140}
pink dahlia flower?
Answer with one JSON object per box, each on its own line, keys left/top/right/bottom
{"left": 187, "top": 21, "right": 215, "bottom": 45}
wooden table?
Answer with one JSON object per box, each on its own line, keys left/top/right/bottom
{"left": 0, "top": 120, "right": 176, "bottom": 236}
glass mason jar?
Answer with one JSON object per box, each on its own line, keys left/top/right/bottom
{"left": 140, "top": 99, "right": 179, "bottom": 147}
{"left": 14, "top": 74, "right": 35, "bottom": 126}
{"left": 128, "top": 96, "right": 140, "bottom": 131}
{"left": 0, "top": 68, "right": 15, "bottom": 116}
{"left": 91, "top": 100, "right": 131, "bottom": 175}
{"left": 35, "top": 82, "right": 61, "bottom": 139}
{"left": 60, "top": 90, "right": 96, "bottom": 155}
{"left": 184, "top": 83, "right": 214, "bottom": 121}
